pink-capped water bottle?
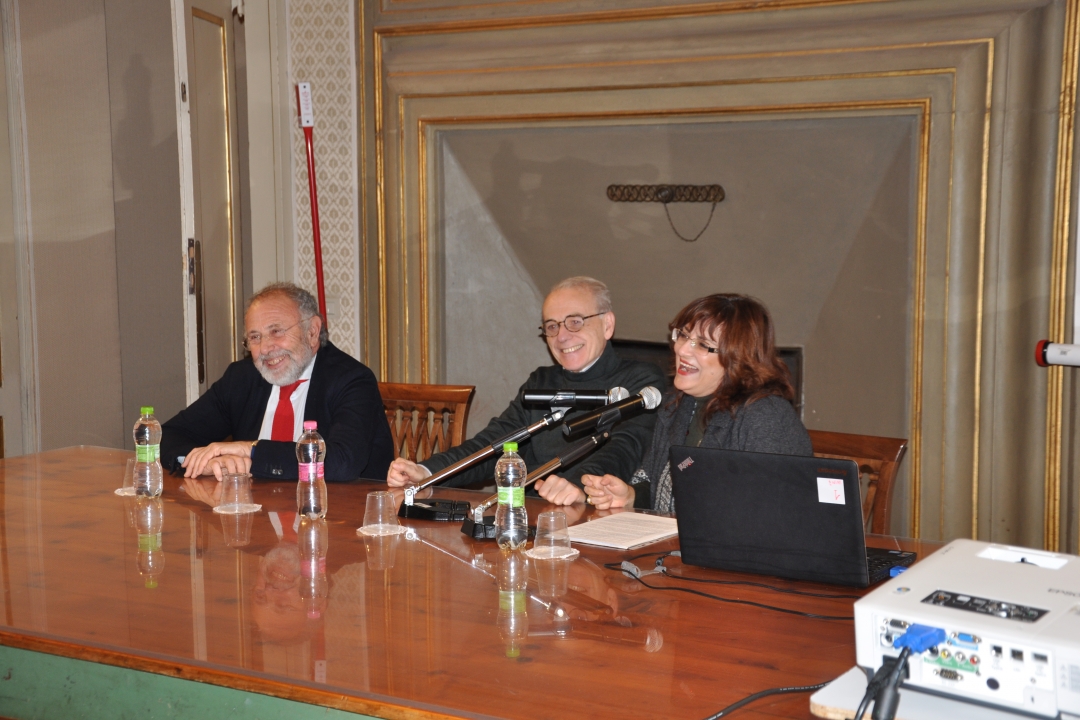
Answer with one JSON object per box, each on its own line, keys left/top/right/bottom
{"left": 296, "top": 420, "right": 327, "bottom": 519}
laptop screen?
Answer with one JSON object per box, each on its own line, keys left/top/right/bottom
{"left": 670, "top": 445, "right": 870, "bottom": 587}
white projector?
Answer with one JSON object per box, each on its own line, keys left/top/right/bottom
{"left": 855, "top": 539, "right": 1080, "bottom": 718}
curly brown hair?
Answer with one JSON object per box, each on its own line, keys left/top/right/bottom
{"left": 669, "top": 294, "right": 794, "bottom": 423}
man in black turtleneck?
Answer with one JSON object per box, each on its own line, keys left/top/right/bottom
{"left": 386, "top": 276, "right": 664, "bottom": 505}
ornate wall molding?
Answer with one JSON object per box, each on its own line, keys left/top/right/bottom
{"left": 363, "top": 0, "right": 1076, "bottom": 546}
{"left": 288, "top": 0, "right": 360, "bottom": 358}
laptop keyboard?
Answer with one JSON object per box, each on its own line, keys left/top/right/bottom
{"left": 867, "top": 547, "right": 917, "bottom": 584}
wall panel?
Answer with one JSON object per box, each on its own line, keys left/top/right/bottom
{"left": 363, "top": 0, "right": 1078, "bottom": 545}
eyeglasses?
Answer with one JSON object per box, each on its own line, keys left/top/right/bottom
{"left": 243, "top": 319, "right": 306, "bottom": 350}
{"left": 539, "top": 312, "right": 605, "bottom": 338}
{"left": 671, "top": 328, "right": 718, "bottom": 354}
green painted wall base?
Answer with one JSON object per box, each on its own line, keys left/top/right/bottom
{"left": 0, "top": 645, "right": 377, "bottom": 720}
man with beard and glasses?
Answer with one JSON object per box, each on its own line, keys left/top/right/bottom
{"left": 161, "top": 283, "right": 394, "bottom": 482}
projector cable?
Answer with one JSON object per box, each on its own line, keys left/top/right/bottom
{"left": 701, "top": 680, "right": 830, "bottom": 719}
{"left": 651, "top": 553, "right": 862, "bottom": 599}
{"left": 614, "top": 561, "right": 854, "bottom": 621}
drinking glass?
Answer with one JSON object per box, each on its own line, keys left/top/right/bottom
{"left": 529, "top": 511, "right": 577, "bottom": 559}
{"left": 213, "top": 473, "right": 261, "bottom": 514}
{"left": 114, "top": 457, "right": 136, "bottom": 496}
{"left": 358, "top": 491, "right": 406, "bottom": 536}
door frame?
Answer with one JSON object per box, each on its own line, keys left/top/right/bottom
{"left": 0, "top": 0, "right": 38, "bottom": 455}
{"left": 169, "top": 0, "right": 293, "bottom": 402}
{"left": 169, "top": 0, "right": 199, "bottom": 405}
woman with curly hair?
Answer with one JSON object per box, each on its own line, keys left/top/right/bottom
{"left": 582, "top": 294, "right": 811, "bottom": 512}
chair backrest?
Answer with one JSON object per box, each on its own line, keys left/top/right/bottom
{"left": 378, "top": 383, "right": 475, "bottom": 463}
{"left": 807, "top": 429, "right": 908, "bottom": 535}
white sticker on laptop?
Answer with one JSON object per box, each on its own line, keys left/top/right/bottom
{"left": 817, "top": 477, "right": 846, "bottom": 505}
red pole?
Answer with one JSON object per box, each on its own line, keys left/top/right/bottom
{"left": 297, "top": 83, "right": 328, "bottom": 324}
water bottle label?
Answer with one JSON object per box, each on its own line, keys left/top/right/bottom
{"left": 138, "top": 533, "right": 162, "bottom": 551}
{"left": 300, "top": 462, "right": 324, "bottom": 482}
{"left": 497, "top": 486, "right": 524, "bottom": 507}
{"left": 136, "top": 444, "right": 160, "bottom": 463}
{"left": 496, "top": 483, "right": 522, "bottom": 507}
{"left": 499, "top": 590, "right": 526, "bottom": 613}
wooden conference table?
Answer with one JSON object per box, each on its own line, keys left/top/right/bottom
{"left": 0, "top": 447, "right": 935, "bottom": 720}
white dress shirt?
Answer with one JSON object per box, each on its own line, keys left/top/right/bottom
{"left": 257, "top": 354, "right": 317, "bottom": 442}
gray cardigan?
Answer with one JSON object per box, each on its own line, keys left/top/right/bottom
{"left": 631, "top": 392, "right": 812, "bottom": 512}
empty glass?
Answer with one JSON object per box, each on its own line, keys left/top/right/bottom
{"left": 115, "top": 457, "right": 136, "bottom": 496}
{"left": 213, "top": 472, "right": 261, "bottom": 514}
{"left": 358, "top": 491, "right": 406, "bottom": 536}
{"left": 526, "top": 511, "right": 578, "bottom": 560}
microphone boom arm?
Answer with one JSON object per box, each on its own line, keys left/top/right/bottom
{"left": 404, "top": 408, "right": 568, "bottom": 505}
{"left": 470, "top": 430, "right": 610, "bottom": 522}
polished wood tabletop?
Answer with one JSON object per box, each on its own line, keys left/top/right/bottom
{"left": 0, "top": 447, "right": 938, "bottom": 720}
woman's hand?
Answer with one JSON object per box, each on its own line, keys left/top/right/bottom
{"left": 580, "top": 473, "right": 634, "bottom": 510}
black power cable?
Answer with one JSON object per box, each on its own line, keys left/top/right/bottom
{"left": 653, "top": 554, "right": 861, "bottom": 600}
{"left": 617, "top": 569, "right": 855, "bottom": 621}
{"left": 702, "top": 681, "right": 829, "bottom": 719}
{"left": 853, "top": 646, "right": 912, "bottom": 720}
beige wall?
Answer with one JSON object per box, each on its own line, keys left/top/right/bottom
{"left": 1, "top": 0, "right": 185, "bottom": 453}
{"left": 440, "top": 118, "right": 916, "bottom": 457}
{"left": 20, "top": 2, "right": 125, "bottom": 449}
{"left": 287, "top": 0, "right": 360, "bottom": 358}
{"left": 363, "top": 0, "right": 1080, "bottom": 548}
{"left": 105, "top": 0, "right": 187, "bottom": 447}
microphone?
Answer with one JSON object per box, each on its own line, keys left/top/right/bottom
{"left": 1036, "top": 340, "right": 1080, "bottom": 368}
{"left": 520, "top": 387, "right": 629, "bottom": 407}
{"left": 563, "top": 387, "right": 663, "bottom": 437}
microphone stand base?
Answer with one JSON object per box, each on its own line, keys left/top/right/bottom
{"left": 461, "top": 515, "right": 536, "bottom": 541}
{"left": 397, "top": 499, "right": 471, "bottom": 522}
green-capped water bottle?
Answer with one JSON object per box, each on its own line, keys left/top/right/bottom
{"left": 495, "top": 442, "right": 528, "bottom": 549}
{"left": 133, "top": 406, "right": 162, "bottom": 497}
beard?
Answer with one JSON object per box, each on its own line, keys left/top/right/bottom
{"left": 254, "top": 340, "right": 315, "bottom": 386}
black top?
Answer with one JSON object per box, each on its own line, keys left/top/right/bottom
{"left": 160, "top": 342, "right": 394, "bottom": 482}
{"left": 632, "top": 392, "right": 813, "bottom": 511}
{"left": 421, "top": 342, "right": 666, "bottom": 488}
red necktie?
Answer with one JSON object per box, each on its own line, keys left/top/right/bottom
{"left": 271, "top": 380, "right": 306, "bottom": 441}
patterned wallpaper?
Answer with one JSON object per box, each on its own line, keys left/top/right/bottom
{"left": 287, "top": 0, "right": 360, "bottom": 359}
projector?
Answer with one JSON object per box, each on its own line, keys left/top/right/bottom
{"left": 854, "top": 539, "right": 1080, "bottom": 718}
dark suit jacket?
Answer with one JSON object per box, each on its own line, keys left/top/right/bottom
{"left": 161, "top": 342, "right": 394, "bottom": 482}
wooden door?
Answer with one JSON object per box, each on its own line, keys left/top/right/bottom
{"left": 185, "top": 0, "right": 243, "bottom": 393}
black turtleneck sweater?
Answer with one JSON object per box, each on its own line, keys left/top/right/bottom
{"left": 421, "top": 342, "right": 665, "bottom": 489}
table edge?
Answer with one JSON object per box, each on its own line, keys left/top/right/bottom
{"left": 0, "top": 628, "right": 472, "bottom": 720}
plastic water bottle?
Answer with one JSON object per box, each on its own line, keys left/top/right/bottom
{"left": 133, "top": 406, "right": 163, "bottom": 497}
{"left": 299, "top": 516, "right": 329, "bottom": 619}
{"left": 496, "top": 550, "right": 529, "bottom": 658}
{"left": 296, "top": 420, "right": 327, "bottom": 519}
{"left": 495, "top": 442, "right": 528, "bottom": 550}
{"left": 135, "top": 497, "right": 164, "bottom": 589}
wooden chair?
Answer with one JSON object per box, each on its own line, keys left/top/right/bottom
{"left": 807, "top": 430, "right": 908, "bottom": 535}
{"left": 378, "top": 383, "right": 475, "bottom": 463}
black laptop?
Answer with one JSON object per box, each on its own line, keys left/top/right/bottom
{"left": 669, "top": 446, "right": 915, "bottom": 587}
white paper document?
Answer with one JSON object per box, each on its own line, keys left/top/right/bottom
{"left": 568, "top": 512, "right": 679, "bottom": 550}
